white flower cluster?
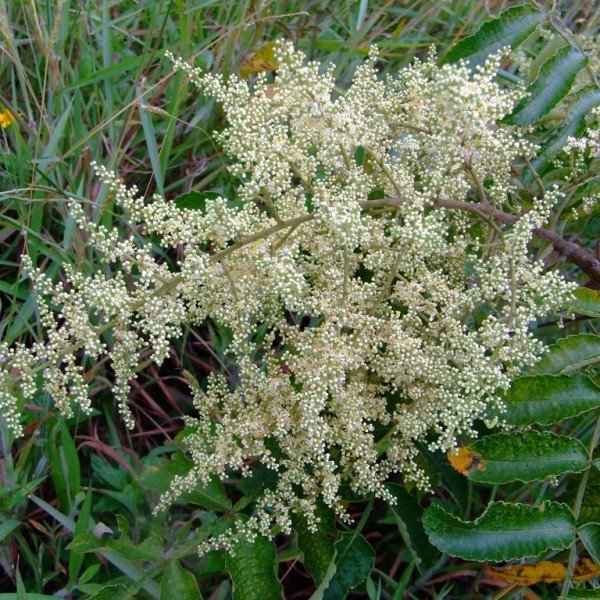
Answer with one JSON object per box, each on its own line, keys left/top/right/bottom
{"left": 562, "top": 106, "right": 600, "bottom": 216}
{"left": 2, "top": 43, "right": 575, "bottom": 546}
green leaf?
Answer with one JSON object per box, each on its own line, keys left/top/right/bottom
{"left": 292, "top": 504, "right": 339, "bottom": 585}
{"left": 537, "top": 86, "right": 600, "bottom": 162}
{"left": 160, "top": 561, "right": 202, "bottom": 600}
{"left": 441, "top": 5, "right": 545, "bottom": 68}
{"left": 0, "top": 596, "right": 57, "bottom": 600}
{"left": 83, "top": 585, "right": 131, "bottom": 600}
{"left": 174, "top": 191, "right": 207, "bottom": 212}
{"left": 527, "top": 334, "right": 600, "bottom": 375}
{"left": 565, "top": 589, "right": 600, "bottom": 599}
{"left": 566, "top": 287, "right": 600, "bottom": 318}
{"left": 0, "top": 520, "right": 21, "bottom": 544}
{"left": 392, "top": 562, "right": 414, "bottom": 600}
{"left": 67, "top": 530, "right": 164, "bottom": 562}
{"left": 504, "top": 46, "right": 588, "bottom": 125}
{"left": 225, "top": 534, "right": 283, "bottom": 600}
{"left": 321, "top": 532, "right": 376, "bottom": 600}
{"left": 141, "top": 452, "right": 231, "bottom": 511}
{"left": 60, "top": 420, "right": 81, "bottom": 507}
{"left": 500, "top": 374, "right": 600, "bottom": 426}
{"left": 455, "top": 431, "right": 588, "bottom": 483}
{"left": 423, "top": 501, "right": 575, "bottom": 562}
{"left": 16, "top": 570, "right": 26, "bottom": 600}
{"left": 385, "top": 483, "right": 438, "bottom": 573}
{"left": 69, "top": 489, "right": 93, "bottom": 583}
{"left": 579, "top": 523, "right": 600, "bottom": 564}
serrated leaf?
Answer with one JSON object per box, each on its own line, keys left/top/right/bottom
{"left": 160, "top": 561, "right": 202, "bottom": 600}
{"left": 141, "top": 452, "right": 231, "bottom": 511}
{"left": 292, "top": 504, "right": 339, "bottom": 585}
{"left": 385, "top": 483, "right": 438, "bottom": 573}
{"left": 441, "top": 5, "right": 545, "bottom": 68}
{"left": 537, "top": 86, "right": 600, "bottom": 165}
{"left": 579, "top": 523, "right": 600, "bottom": 565}
{"left": 67, "top": 530, "right": 164, "bottom": 562}
{"left": 423, "top": 501, "right": 575, "bottom": 562}
{"left": 485, "top": 559, "right": 600, "bottom": 585}
{"left": 321, "top": 532, "right": 376, "bottom": 600}
{"left": 527, "top": 334, "right": 600, "bottom": 375}
{"left": 499, "top": 374, "right": 600, "bottom": 426}
{"left": 504, "top": 46, "right": 587, "bottom": 125}
{"left": 225, "top": 534, "right": 283, "bottom": 600}
{"left": 447, "top": 431, "right": 588, "bottom": 483}
{"left": 566, "top": 287, "right": 600, "bottom": 318}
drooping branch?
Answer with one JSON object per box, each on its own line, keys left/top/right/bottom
{"left": 361, "top": 197, "right": 600, "bottom": 283}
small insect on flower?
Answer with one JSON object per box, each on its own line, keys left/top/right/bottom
{"left": 0, "top": 107, "right": 15, "bottom": 128}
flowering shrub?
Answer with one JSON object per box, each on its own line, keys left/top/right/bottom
{"left": 0, "top": 41, "right": 580, "bottom": 548}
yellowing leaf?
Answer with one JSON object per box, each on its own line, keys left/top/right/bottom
{"left": 239, "top": 43, "right": 278, "bottom": 79}
{"left": 485, "top": 559, "right": 600, "bottom": 585}
{"left": 574, "top": 558, "right": 600, "bottom": 583}
{"left": 447, "top": 446, "right": 482, "bottom": 476}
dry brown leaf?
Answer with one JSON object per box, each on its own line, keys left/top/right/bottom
{"left": 446, "top": 446, "right": 482, "bottom": 475}
{"left": 485, "top": 559, "right": 600, "bottom": 585}
{"left": 239, "top": 43, "right": 278, "bottom": 79}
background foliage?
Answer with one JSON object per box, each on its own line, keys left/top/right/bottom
{"left": 1, "top": 0, "right": 600, "bottom": 598}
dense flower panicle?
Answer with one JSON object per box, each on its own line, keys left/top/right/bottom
{"left": 1, "top": 42, "right": 575, "bottom": 547}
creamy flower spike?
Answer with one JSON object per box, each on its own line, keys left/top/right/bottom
{"left": 1, "top": 43, "right": 575, "bottom": 549}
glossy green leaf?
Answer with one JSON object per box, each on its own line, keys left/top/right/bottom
{"left": 320, "top": 532, "right": 376, "bottom": 600}
{"left": 579, "top": 523, "right": 600, "bottom": 564}
{"left": 225, "top": 534, "right": 283, "bottom": 600}
{"left": 160, "top": 561, "right": 202, "bottom": 600}
{"left": 566, "top": 287, "right": 600, "bottom": 318}
{"left": 442, "top": 5, "right": 544, "bottom": 68}
{"left": 527, "top": 334, "right": 600, "bottom": 375}
{"left": 292, "top": 504, "right": 339, "bottom": 584}
{"left": 458, "top": 431, "right": 588, "bottom": 483}
{"left": 385, "top": 483, "right": 438, "bottom": 572}
{"left": 500, "top": 374, "right": 600, "bottom": 426}
{"left": 504, "top": 46, "right": 587, "bottom": 125}
{"left": 423, "top": 501, "right": 575, "bottom": 562}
